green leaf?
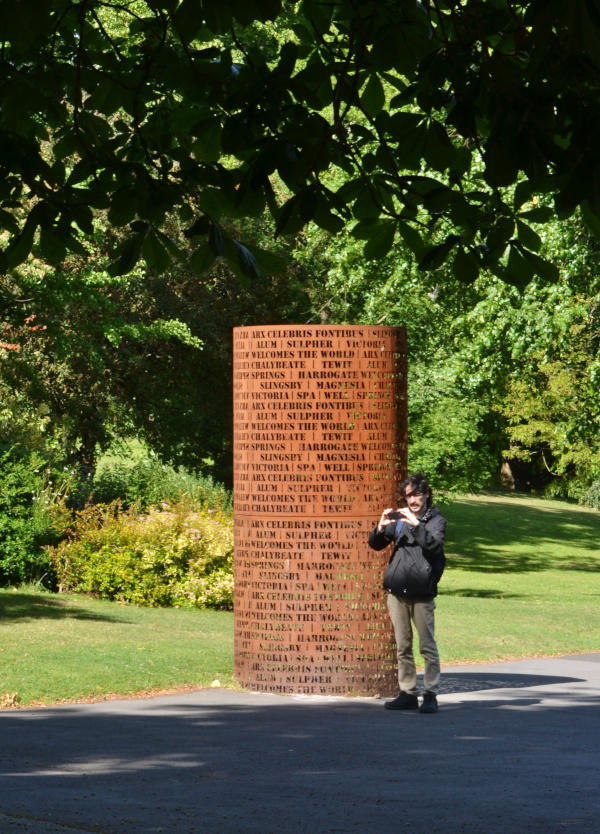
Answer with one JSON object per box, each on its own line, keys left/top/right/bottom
{"left": 351, "top": 218, "right": 379, "bottom": 241}
{"left": 174, "top": 0, "right": 206, "bottom": 44}
{"left": 300, "top": 0, "right": 333, "bottom": 34}
{"left": 380, "top": 71, "right": 409, "bottom": 94}
{"left": 108, "top": 191, "right": 138, "bottom": 227}
{"left": 335, "top": 179, "right": 366, "bottom": 204}
{"left": 487, "top": 217, "right": 515, "bottom": 255}
{"left": 109, "top": 233, "right": 144, "bottom": 276}
{"left": 519, "top": 205, "right": 553, "bottom": 222}
{"left": 5, "top": 218, "right": 36, "bottom": 269}
{"left": 38, "top": 226, "right": 67, "bottom": 264}
{"left": 184, "top": 216, "right": 211, "bottom": 239}
{"left": 230, "top": 182, "right": 266, "bottom": 219}
{"left": 363, "top": 221, "right": 396, "bottom": 260}
{"left": 418, "top": 235, "right": 460, "bottom": 271}
{"left": 272, "top": 42, "right": 298, "bottom": 84}
{"left": 360, "top": 75, "right": 385, "bottom": 117}
{"left": 423, "top": 121, "right": 456, "bottom": 172}
{"left": 392, "top": 18, "right": 437, "bottom": 74}
{"left": 142, "top": 229, "right": 172, "bottom": 273}
{"left": 191, "top": 119, "right": 222, "bottom": 162}
{"left": 504, "top": 244, "right": 533, "bottom": 288}
{"left": 521, "top": 249, "right": 560, "bottom": 282}
{"left": 209, "top": 221, "right": 224, "bottom": 255}
{"left": 71, "top": 205, "right": 94, "bottom": 235}
{"left": 231, "top": 0, "right": 281, "bottom": 23}
{"left": 234, "top": 240, "right": 260, "bottom": 279}
{"left": 53, "top": 129, "right": 80, "bottom": 159}
{"left": 275, "top": 195, "right": 305, "bottom": 236}
{"left": 422, "top": 186, "right": 455, "bottom": 214}
{"left": 1, "top": 0, "right": 52, "bottom": 54}
{"left": 130, "top": 220, "right": 150, "bottom": 233}
{"left": 555, "top": 169, "right": 585, "bottom": 218}
{"left": 516, "top": 219, "right": 542, "bottom": 252}
{"left": 196, "top": 188, "right": 228, "bottom": 221}
{"left": 201, "top": 0, "right": 233, "bottom": 33}
{"left": 189, "top": 243, "right": 216, "bottom": 275}
{"left": 66, "top": 158, "right": 95, "bottom": 188}
{"left": 397, "top": 221, "right": 424, "bottom": 258}
{"left": 247, "top": 245, "right": 287, "bottom": 276}
{"left": 221, "top": 237, "right": 250, "bottom": 288}
{"left": 453, "top": 247, "right": 479, "bottom": 284}
{"left": 0, "top": 209, "right": 19, "bottom": 235}
{"left": 485, "top": 136, "right": 519, "bottom": 188}
{"left": 388, "top": 112, "right": 426, "bottom": 168}
{"left": 353, "top": 190, "right": 380, "bottom": 221}
{"left": 513, "top": 179, "right": 535, "bottom": 210}
{"left": 313, "top": 203, "right": 344, "bottom": 234}
{"left": 65, "top": 232, "right": 87, "bottom": 257}
{"left": 581, "top": 200, "right": 600, "bottom": 238}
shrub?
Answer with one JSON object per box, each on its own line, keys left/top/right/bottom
{"left": 581, "top": 480, "right": 600, "bottom": 510}
{"left": 0, "top": 447, "right": 70, "bottom": 587}
{"left": 92, "top": 449, "right": 232, "bottom": 512}
{"left": 49, "top": 498, "right": 234, "bottom": 610}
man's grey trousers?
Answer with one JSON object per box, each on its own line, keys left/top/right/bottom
{"left": 386, "top": 592, "right": 440, "bottom": 694}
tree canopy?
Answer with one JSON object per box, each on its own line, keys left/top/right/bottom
{"left": 3, "top": 0, "right": 600, "bottom": 285}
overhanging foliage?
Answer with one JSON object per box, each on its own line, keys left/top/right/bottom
{"left": 2, "top": 1, "right": 600, "bottom": 285}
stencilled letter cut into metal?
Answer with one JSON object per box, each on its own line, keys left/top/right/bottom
{"left": 233, "top": 325, "right": 407, "bottom": 696}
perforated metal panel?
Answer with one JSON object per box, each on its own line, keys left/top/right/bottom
{"left": 233, "top": 325, "right": 407, "bottom": 696}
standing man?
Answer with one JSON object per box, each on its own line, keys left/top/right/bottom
{"left": 369, "top": 473, "right": 446, "bottom": 713}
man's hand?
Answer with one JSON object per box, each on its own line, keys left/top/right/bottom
{"left": 378, "top": 506, "right": 420, "bottom": 530}
{"left": 398, "top": 506, "right": 419, "bottom": 527}
{"left": 377, "top": 508, "right": 394, "bottom": 530}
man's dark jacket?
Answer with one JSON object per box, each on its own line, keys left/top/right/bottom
{"left": 368, "top": 508, "right": 447, "bottom": 599}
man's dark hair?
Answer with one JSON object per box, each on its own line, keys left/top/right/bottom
{"left": 399, "top": 472, "right": 433, "bottom": 508}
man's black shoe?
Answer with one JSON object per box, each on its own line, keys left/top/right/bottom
{"left": 419, "top": 692, "right": 438, "bottom": 713}
{"left": 384, "top": 692, "right": 419, "bottom": 710}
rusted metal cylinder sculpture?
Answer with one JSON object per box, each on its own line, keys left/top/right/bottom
{"left": 233, "top": 325, "right": 407, "bottom": 696}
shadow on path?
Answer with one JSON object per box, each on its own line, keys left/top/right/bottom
{"left": 437, "top": 671, "right": 583, "bottom": 694}
{"left": 0, "top": 661, "right": 599, "bottom": 833}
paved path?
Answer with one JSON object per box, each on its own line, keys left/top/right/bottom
{"left": 1, "top": 654, "right": 599, "bottom": 833}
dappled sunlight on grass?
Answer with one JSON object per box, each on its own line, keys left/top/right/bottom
{"left": 443, "top": 494, "right": 600, "bottom": 573}
{"left": 0, "top": 590, "right": 234, "bottom": 707}
{"left": 434, "top": 495, "right": 600, "bottom": 662}
{"left": 0, "top": 591, "right": 127, "bottom": 623}
{"left": 439, "top": 587, "right": 524, "bottom": 599}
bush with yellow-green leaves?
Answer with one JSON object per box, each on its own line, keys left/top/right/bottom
{"left": 50, "top": 498, "right": 233, "bottom": 610}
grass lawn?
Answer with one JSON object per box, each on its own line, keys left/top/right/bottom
{"left": 1, "top": 492, "right": 599, "bottom": 707}
{"left": 0, "top": 593, "right": 234, "bottom": 708}
{"left": 438, "top": 493, "right": 600, "bottom": 662}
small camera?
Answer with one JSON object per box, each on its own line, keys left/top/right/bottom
{"left": 388, "top": 510, "right": 403, "bottom": 520}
